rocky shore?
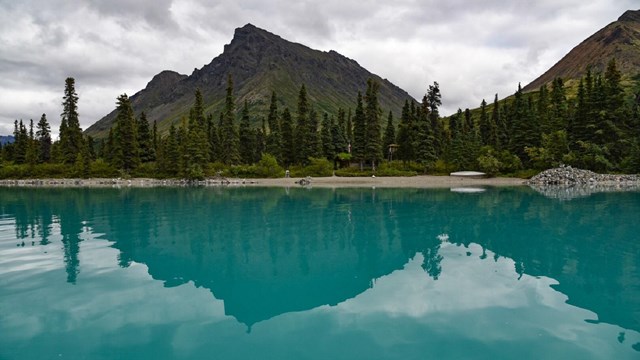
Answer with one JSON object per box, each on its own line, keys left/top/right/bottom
{"left": 526, "top": 165, "right": 640, "bottom": 186}
{"left": 526, "top": 165, "right": 640, "bottom": 200}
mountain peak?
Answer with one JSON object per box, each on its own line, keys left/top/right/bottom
{"left": 86, "top": 24, "right": 413, "bottom": 138}
{"left": 523, "top": 9, "right": 640, "bottom": 91}
{"left": 619, "top": 9, "right": 640, "bottom": 22}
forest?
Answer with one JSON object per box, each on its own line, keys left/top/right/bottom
{"left": 1, "top": 58, "right": 639, "bottom": 179}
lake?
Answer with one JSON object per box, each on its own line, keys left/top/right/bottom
{"left": 1, "top": 186, "right": 639, "bottom": 359}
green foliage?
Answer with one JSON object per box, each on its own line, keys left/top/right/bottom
{"left": 254, "top": 153, "right": 285, "bottom": 177}
{"left": 90, "top": 159, "right": 119, "bottom": 178}
{"left": 525, "top": 130, "right": 571, "bottom": 169}
{"left": 289, "top": 157, "right": 333, "bottom": 177}
{"left": 334, "top": 162, "right": 417, "bottom": 177}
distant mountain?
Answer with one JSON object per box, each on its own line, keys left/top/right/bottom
{"left": 0, "top": 135, "right": 14, "bottom": 146}
{"left": 524, "top": 9, "right": 640, "bottom": 91}
{"left": 86, "top": 24, "right": 414, "bottom": 138}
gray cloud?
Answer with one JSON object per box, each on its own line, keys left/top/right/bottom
{"left": 0, "top": 0, "right": 636, "bottom": 135}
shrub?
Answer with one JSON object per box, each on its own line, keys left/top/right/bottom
{"left": 254, "top": 154, "right": 285, "bottom": 178}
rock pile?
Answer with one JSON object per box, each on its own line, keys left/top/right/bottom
{"left": 527, "top": 165, "right": 640, "bottom": 185}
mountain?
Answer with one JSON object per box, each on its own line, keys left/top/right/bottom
{"left": 524, "top": 9, "right": 640, "bottom": 91}
{"left": 86, "top": 24, "right": 414, "bottom": 138}
{"left": 0, "top": 135, "right": 14, "bottom": 146}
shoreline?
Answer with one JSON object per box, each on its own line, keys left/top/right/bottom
{"left": 0, "top": 175, "right": 527, "bottom": 188}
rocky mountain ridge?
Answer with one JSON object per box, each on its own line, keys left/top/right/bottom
{"left": 86, "top": 24, "right": 414, "bottom": 138}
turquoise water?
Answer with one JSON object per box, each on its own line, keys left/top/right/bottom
{"left": 1, "top": 186, "right": 639, "bottom": 359}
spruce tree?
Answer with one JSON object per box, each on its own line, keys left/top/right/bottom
{"left": 549, "top": 77, "right": 567, "bottom": 132}
{"left": 364, "top": 79, "right": 382, "bottom": 169}
{"left": 426, "top": 82, "right": 443, "bottom": 156}
{"left": 265, "top": 91, "right": 282, "bottom": 161}
{"left": 280, "top": 108, "right": 295, "bottom": 167}
{"left": 415, "top": 96, "right": 436, "bottom": 166}
{"left": 60, "top": 77, "right": 83, "bottom": 164}
{"left": 396, "top": 100, "right": 415, "bottom": 163}
{"left": 479, "top": 99, "right": 490, "bottom": 145}
{"left": 206, "top": 114, "right": 219, "bottom": 163}
{"left": 187, "top": 89, "right": 209, "bottom": 170}
{"left": 334, "top": 109, "right": 348, "bottom": 154}
{"left": 321, "top": 112, "right": 333, "bottom": 160}
{"left": 294, "top": 84, "right": 310, "bottom": 164}
{"left": 36, "top": 113, "right": 52, "bottom": 163}
{"left": 254, "top": 119, "right": 266, "bottom": 163}
{"left": 307, "top": 108, "right": 321, "bottom": 159}
{"left": 492, "top": 94, "right": 507, "bottom": 150}
{"left": 220, "top": 75, "right": 240, "bottom": 164}
{"left": 346, "top": 108, "right": 353, "bottom": 147}
{"left": 137, "top": 112, "right": 155, "bottom": 163}
{"left": 383, "top": 111, "right": 396, "bottom": 161}
{"left": 352, "top": 92, "right": 366, "bottom": 169}
{"left": 239, "top": 100, "right": 255, "bottom": 164}
{"left": 25, "top": 119, "right": 38, "bottom": 166}
{"left": 112, "top": 94, "right": 140, "bottom": 172}
{"left": 163, "top": 124, "right": 180, "bottom": 176}
{"left": 537, "top": 84, "right": 551, "bottom": 134}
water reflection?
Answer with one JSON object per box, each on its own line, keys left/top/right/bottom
{"left": 1, "top": 186, "right": 640, "bottom": 357}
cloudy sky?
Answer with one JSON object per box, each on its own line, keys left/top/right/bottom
{"left": 0, "top": 0, "right": 636, "bottom": 137}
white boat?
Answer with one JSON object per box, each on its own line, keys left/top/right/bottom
{"left": 450, "top": 171, "right": 486, "bottom": 178}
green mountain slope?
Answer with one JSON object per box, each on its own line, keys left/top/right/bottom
{"left": 86, "top": 24, "right": 414, "bottom": 138}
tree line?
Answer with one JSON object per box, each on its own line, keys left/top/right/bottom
{"left": 1, "top": 58, "right": 639, "bottom": 179}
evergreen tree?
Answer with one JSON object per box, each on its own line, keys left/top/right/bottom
{"left": 396, "top": 100, "right": 415, "bottom": 163}
{"left": 206, "top": 114, "right": 219, "bottom": 163}
{"left": 549, "top": 77, "right": 567, "bottom": 132}
{"left": 478, "top": 99, "right": 490, "bottom": 145}
{"left": 294, "top": 84, "right": 311, "bottom": 164}
{"left": 280, "top": 108, "right": 295, "bottom": 167}
{"left": 334, "top": 108, "right": 348, "bottom": 154}
{"left": 152, "top": 120, "right": 158, "bottom": 154}
{"left": 25, "top": 119, "right": 38, "bottom": 166}
{"left": 383, "top": 111, "right": 396, "bottom": 161}
{"left": 364, "top": 78, "right": 382, "bottom": 169}
{"left": 426, "top": 82, "right": 443, "bottom": 156}
{"left": 492, "top": 94, "right": 507, "bottom": 149}
{"left": 352, "top": 92, "right": 366, "bottom": 168}
{"left": 346, "top": 108, "right": 353, "bottom": 147}
{"left": 265, "top": 91, "right": 282, "bottom": 161}
{"left": 307, "top": 108, "right": 321, "bottom": 159}
{"left": 36, "top": 113, "right": 51, "bottom": 163}
{"left": 162, "top": 124, "right": 180, "bottom": 176}
{"left": 112, "top": 94, "right": 140, "bottom": 172}
{"left": 415, "top": 96, "right": 436, "bottom": 166}
{"left": 254, "top": 119, "right": 266, "bottom": 163}
{"left": 239, "top": 100, "right": 255, "bottom": 164}
{"left": 137, "top": 112, "right": 155, "bottom": 163}
{"left": 12, "top": 120, "right": 28, "bottom": 164}
{"left": 570, "top": 78, "right": 590, "bottom": 149}
{"left": 321, "top": 112, "right": 333, "bottom": 160}
{"left": 537, "top": 84, "right": 551, "bottom": 134}
{"left": 60, "top": 77, "right": 83, "bottom": 164}
{"left": 187, "top": 89, "right": 209, "bottom": 171}
{"left": 103, "top": 128, "right": 115, "bottom": 165}
{"left": 219, "top": 75, "right": 240, "bottom": 164}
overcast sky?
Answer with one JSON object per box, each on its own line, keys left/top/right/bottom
{"left": 0, "top": 0, "right": 636, "bottom": 137}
